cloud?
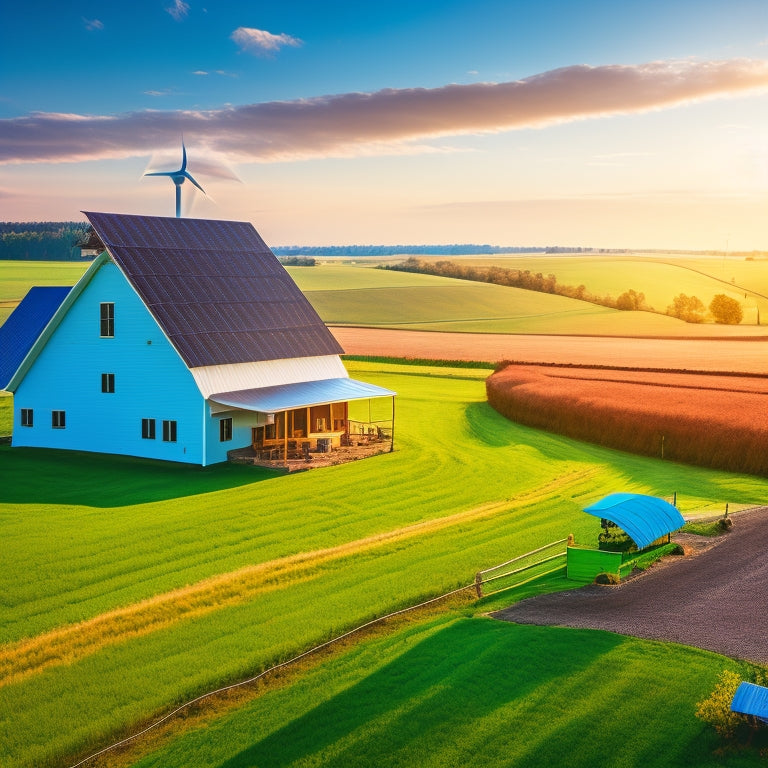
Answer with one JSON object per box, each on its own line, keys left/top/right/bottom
{"left": 166, "top": 0, "right": 190, "bottom": 21}
{"left": 231, "top": 27, "right": 303, "bottom": 56}
{"left": 2, "top": 58, "right": 768, "bottom": 165}
{"left": 83, "top": 18, "right": 103, "bottom": 31}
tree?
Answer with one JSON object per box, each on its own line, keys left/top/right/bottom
{"left": 709, "top": 294, "right": 743, "bottom": 325}
{"left": 667, "top": 293, "right": 706, "bottom": 323}
{"left": 616, "top": 289, "right": 647, "bottom": 311}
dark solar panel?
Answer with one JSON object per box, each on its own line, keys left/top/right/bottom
{"left": 84, "top": 212, "right": 344, "bottom": 367}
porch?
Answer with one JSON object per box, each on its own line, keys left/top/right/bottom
{"left": 228, "top": 419, "right": 393, "bottom": 472}
{"left": 212, "top": 376, "right": 396, "bottom": 472}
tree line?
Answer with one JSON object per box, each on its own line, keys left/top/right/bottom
{"left": 379, "top": 257, "right": 652, "bottom": 313}
{"left": 381, "top": 257, "right": 747, "bottom": 324}
{"left": 0, "top": 222, "right": 89, "bottom": 260}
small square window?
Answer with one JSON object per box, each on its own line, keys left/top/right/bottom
{"left": 52, "top": 410, "right": 66, "bottom": 429}
{"left": 100, "top": 302, "right": 114, "bottom": 338}
{"left": 101, "top": 373, "right": 115, "bottom": 393}
{"left": 21, "top": 408, "right": 33, "bottom": 427}
{"left": 142, "top": 418, "right": 156, "bottom": 440}
{"left": 162, "top": 419, "right": 177, "bottom": 442}
{"left": 220, "top": 417, "right": 233, "bottom": 442}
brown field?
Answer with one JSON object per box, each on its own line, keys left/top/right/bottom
{"left": 485, "top": 364, "right": 768, "bottom": 476}
{"left": 331, "top": 327, "right": 768, "bottom": 375}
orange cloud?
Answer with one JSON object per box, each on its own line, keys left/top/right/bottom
{"left": 2, "top": 58, "right": 767, "bottom": 165}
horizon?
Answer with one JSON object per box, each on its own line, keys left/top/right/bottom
{"left": 2, "top": 1, "right": 768, "bottom": 250}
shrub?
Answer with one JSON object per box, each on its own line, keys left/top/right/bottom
{"left": 594, "top": 572, "right": 620, "bottom": 585}
{"left": 716, "top": 516, "right": 733, "bottom": 532}
{"left": 598, "top": 529, "right": 637, "bottom": 553}
{"left": 696, "top": 670, "right": 745, "bottom": 739}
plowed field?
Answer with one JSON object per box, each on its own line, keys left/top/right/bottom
{"left": 331, "top": 327, "right": 768, "bottom": 374}
{"left": 485, "top": 364, "right": 768, "bottom": 475}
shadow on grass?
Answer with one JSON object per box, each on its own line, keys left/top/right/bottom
{"left": 0, "top": 446, "right": 277, "bottom": 507}
{"left": 216, "top": 620, "right": 626, "bottom": 768}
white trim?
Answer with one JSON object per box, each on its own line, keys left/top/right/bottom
{"left": 190, "top": 356, "right": 347, "bottom": 399}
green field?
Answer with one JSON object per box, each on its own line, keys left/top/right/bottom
{"left": 125, "top": 615, "right": 760, "bottom": 768}
{"left": 2, "top": 362, "right": 767, "bottom": 767}
{"left": 2, "top": 257, "right": 765, "bottom": 335}
{"left": 428, "top": 253, "right": 768, "bottom": 327}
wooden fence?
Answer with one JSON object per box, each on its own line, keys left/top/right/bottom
{"left": 474, "top": 538, "right": 568, "bottom": 598}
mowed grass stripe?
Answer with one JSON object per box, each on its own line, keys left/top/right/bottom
{"left": 0, "top": 471, "right": 593, "bottom": 688}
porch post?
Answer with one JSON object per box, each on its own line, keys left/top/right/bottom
{"left": 389, "top": 395, "right": 395, "bottom": 452}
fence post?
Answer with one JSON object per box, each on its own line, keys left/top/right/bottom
{"left": 474, "top": 572, "right": 483, "bottom": 598}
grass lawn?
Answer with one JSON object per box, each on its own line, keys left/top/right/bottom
{"left": 123, "top": 612, "right": 763, "bottom": 768}
{"left": 2, "top": 362, "right": 767, "bottom": 768}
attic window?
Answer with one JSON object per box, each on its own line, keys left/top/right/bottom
{"left": 100, "top": 302, "right": 114, "bottom": 338}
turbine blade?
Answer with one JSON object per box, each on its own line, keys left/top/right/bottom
{"left": 181, "top": 140, "right": 187, "bottom": 172}
{"left": 183, "top": 171, "right": 206, "bottom": 194}
{"left": 144, "top": 170, "right": 176, "bottom": 178}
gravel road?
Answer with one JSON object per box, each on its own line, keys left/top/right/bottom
{"left": 493, "top": 507, "right": 768, "bottom": 664}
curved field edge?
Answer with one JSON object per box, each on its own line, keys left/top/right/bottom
{"left": 486, "top": 364, "right": 768, "bottom": 476}
{"left": 102, "top": 613, "right": 766, "bottom": 768}
{"left": 3, "top": 363, "right": 768, "bottom": 768}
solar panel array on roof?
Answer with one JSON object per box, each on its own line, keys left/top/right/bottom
{"left": 0, "top": 286, "right": 71, "bottom": 390}
{"left": 83, "top": 212, "right": 344, "bottom": 368}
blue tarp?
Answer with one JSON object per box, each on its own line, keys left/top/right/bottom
{"left": 583, "top": 493, "right": 685, "bottom": 550}
{"left": 210, "top": 377, "right": 395, "bottom": 413}
{"left": 0, "top": 286, "right": 71, "bottom": 390}
{"left": 732, "top": 682, "right": 768, "bottom": 723}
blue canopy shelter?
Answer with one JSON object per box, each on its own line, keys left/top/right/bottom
{"left": 583, "top": 493, "right": 685, "bottom": 550}
{"left": 731, "top": 682, "right": 768, "bottom": 724}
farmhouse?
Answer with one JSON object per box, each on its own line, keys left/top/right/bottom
{"left": 2, "top": 212, "right": 395, "bottom": 466}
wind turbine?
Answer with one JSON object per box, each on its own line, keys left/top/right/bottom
{"left": 144, "top": 140, "right": 206, "bottom": 217}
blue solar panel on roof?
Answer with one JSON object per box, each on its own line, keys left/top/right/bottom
{"left": 84, "top": 212, "right": 344, "bottom": 367}
{"left": 0, "top": 286, "right": 71, "bottom": 390}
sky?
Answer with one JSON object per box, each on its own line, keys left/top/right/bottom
{"left": 2, "top": 0, "right": 768, "bottom": 249}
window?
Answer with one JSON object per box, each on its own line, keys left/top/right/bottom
{"left": 100, "top": 302, "right": 114, "bottom": 337}
{"left": 219, "top": 417, "right": 233, "bottom": 442}
{"left": 20, "top": 408, "right": 33, "bottom": 427}
{"left": 162, "top": 419, "right": 177, "bottom": 442}
{"left": 142, "top": 418, "right": 156, "bottom": 440}
{"left": 52, "top": 410, "right": 66, "bottom": 429}
{"left": 101, "top": 373, "right": 115, "bottom": 393}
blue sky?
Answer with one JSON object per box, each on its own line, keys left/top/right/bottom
{"left": 2, "top": 1, "right": 768, "bottom": 248}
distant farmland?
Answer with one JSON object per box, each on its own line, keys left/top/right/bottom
{"left": 486, "top": 364, "right": 768, "bottom": 476}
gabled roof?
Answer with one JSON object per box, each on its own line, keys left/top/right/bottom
{"left": 83, "top": 211, "right": 344, "bottom": 368}
{"left": 583, "top": 493, "right": 685, "bottom": 550}
{"left": 0, "top": 286, "right": 71, "bottom": 390}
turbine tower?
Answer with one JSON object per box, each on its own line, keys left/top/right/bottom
{"left": 144, "top": 140, "right": 205, "bottom": 217}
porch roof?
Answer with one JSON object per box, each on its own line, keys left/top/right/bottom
{"left": 209, "top": 377, "right": 395, "bottom": 414}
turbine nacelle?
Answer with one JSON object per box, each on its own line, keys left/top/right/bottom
{"left": 144, "top": 141, "right": 206, "bottom": 217}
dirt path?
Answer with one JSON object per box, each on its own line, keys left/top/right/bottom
{"left": 493, "top": 507, "right": 768, "bottom": 664}
{"left": 332, "top": 327, "right": 768, "bottom": 374}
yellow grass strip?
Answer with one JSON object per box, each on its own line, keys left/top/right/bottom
{"left": 0, "top": 469, "right": 593, "bottom": 688}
